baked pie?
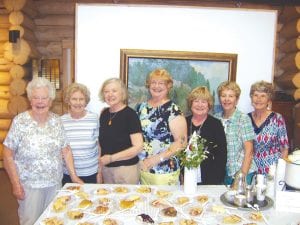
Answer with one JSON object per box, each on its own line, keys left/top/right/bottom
{"left": 78, "top": 199, "right": 92, "bottom": 209}
{"left": 126, "top": 194, "right": 141, "bottom": 202}
{"left": 249, "top": 212, "right": 263, "bottom": 221}
{"left": 158, "top": 222, "right": 174, "bottom": 225}
{"left": 136, "top": 186, "right": 152, "bottom": 193}
{"left": 162, "top": 207, "right": 177, "bottom": 217}
{"left": 78, "top": 223, "right": 94, "bottom": 225}
{"left": 43, "top": 217, "right": 63, "bottom": 225}
{"left": 195, "top": 195, "right": 208, "bottom": 203}
{"left": 52, "top": 196, "right": 71, "bottom": 212}
{"left": 98, "top": 197, "right": 111, "bottom": 206}
{"left": 179, "top": 219, "right": 197, "bottom": 225}
{"left": 75, "top": 191, "right": 89, "bottom": 199}
{"left": 94, "top": 205, "right": 109, "bottom": 214}
{"left": 67, "top": 210, "right": 84, "bottom": 220}
{"left": 156, "top": 190, "right": 171, "bottom": 198}
{"left": 66, "top": 185, "right": 81, "bottom": 191}
{"left": 114, "top": 186, "right": 129, "bottom": 193}
{"left": 96, "top": 188, "right": 110, "bottom": 195}
{"left": 151, "top": 199, "right": 170, "bottom": 208}
{"left": 119, "top": 199, "right": 135, "bottom": 209}
{"left": 176, "top": 196, "right": 189, "bottom": 205}
{"left": 188, "top": 206, "right": 203, "bottom": 216}
{"left": 103, "top": 218, "right": 119, "bottom": 225}
{"left": 222, "top": 214, "right": 242, "bottom": 224}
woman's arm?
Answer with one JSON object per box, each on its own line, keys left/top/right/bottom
{"left": 62, "top": 146, "right": 84, "bottom": 184}
{"left": 141, "top": 115, "right": 187, "bottom": 170}
{"left": 100, "top": 132, "right": 143, "bottom": 166}
{"left": 97, "top": 143, "right": 103, "bottom": 183}
{"left": 241, "top": 140, "right": 254, "bottom": 175}
{"left": 3, "top": 146, "right": 25, "bottom": 200}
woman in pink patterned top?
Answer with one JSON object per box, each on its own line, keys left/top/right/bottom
{"left": 248, "top": 80, "right": 289, "bottom": 174}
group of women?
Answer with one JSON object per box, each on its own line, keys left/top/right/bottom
{"left": 3, "top": 68, "right": 289, "bottom": 225}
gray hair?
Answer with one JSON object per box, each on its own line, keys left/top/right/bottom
{"left": 64, "top": 83, "right": 90, "bottom": 105}
{"left": 250, "top": 80, "right": 274, "bottom": 100}
{"left": 26, "top": 77, "right": 56, "bottom": 100}
{"left": 99, "top": 78, "right": 128, "bottom": 103}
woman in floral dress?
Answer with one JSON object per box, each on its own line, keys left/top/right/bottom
{"left": 248, "top": 80, "right": 289, "bottom": 174}
{"left": 136, "top": 68, "right": 187, "bottom": 185}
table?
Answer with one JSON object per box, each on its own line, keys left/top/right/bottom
{"left": 34, "top": 184, "right": 300, "bottom": 225}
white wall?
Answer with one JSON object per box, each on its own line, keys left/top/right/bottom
{"left": 76, "top": 4, "right": 277, "bottom": 115}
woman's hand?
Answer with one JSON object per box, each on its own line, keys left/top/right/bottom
{"left": 140, "top": 156, "right": 158, "bottom": 171}
{"left": 12, "top": 182, "right": 25, "bottom": 200}
{"left": 100, "top": 154, "right": 112, "bottom": 166}
{"left": 70, "top": 175, "right": 84, "bottom": 184}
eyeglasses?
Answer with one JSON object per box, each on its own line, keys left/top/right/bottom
{"left": 32, "top": 96, "right": 49, "bottom": 101}
{"left": 150, "top": 81, "right": 166, "bottom": 86}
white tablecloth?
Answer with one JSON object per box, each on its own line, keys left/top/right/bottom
{"left": 34, "top": 184, "right": 300, "bottom": 225}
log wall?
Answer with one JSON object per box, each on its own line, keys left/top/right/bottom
{"left": 1, "top": 1, "right": 300, "bottom": 158}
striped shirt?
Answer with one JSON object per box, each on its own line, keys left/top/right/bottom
{"left": 61, "top": 111, "right": 100, "bottom": 176}
{"left": 215, "top": 108, "right": 257, "bottom": 177}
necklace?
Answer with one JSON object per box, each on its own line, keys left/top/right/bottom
{"left": 189, "top": 117, "right": 205, "bottom": 137}
{"left": 108, "top": 112, "right": 118, "bottom": 126}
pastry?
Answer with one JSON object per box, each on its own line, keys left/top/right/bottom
{"left": 119, "top": 199, "right": 135, "bottom": 209}
{"left": 162, "top": 207, "right": 177, "bottom": 217}
{"left": 176, "top": 196, "right": 189, "bottom": 205}
{"left": 223, "top": 214, "right": 242, "bottom": 224}
{"left": 136, "top": 213, "right": 155, "bottom": 224}
{"left": 78, "top": 199, "right": 92, "bottom": 208}
{"left": 96, "top": 188, "right": 110, "bottom": 195}
{"left": 243, "top": 223, "right": 257, "bottom": 225}
{"left": 189, "top": 206, "right": 203, "bottom": 216}
{"left": 98, "top": 197, "right": 111, "bottom": 206}
{"left": 179, "top": 219, "right": 197, "bottom": 225}
{"left": 114, "top": 186, "right": 129, "bottom": 193}
{"left": 195, "top": 195, "right": 208, "bottom": 203}
{"left": 136, "top": 186, "right": 152, "bottom": 193}
{"left": 151, "top": 199, "right": 170, "bottom": 208}
{"left": 66, "top": 185, "right": 81, "bottom": 191}
{"left": 52, "top": 196, "right": 71, "bottom": 212}
{"left": 94, "top": 205, "right": 109, "bottom": 214}
{"left": 67, "top": 210, "right": 84, "bottom": 220}
{"left": 103, "top": 218, "right": 119, "bottom": 225}
{"left": 126, "top": 194, "right": 141, "bottom": 202}
{"left": 75, "top": 191, "right": 89, "bottom": 199}
{"left": 156, "top": 190, "right": 171, "bottom": 198}
{"left": 78, "top": 223, "right": 94, "bottom": 225}
{"left": 158, "top": 222, "right": 174, "bottom": 225}
{"left": 43, "top": 217, "right": 63, "bottom": 225}
{"left": 249, "top": 212, "right": 263, "bottom": 221}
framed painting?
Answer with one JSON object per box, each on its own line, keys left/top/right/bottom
{"left": 120, "top": 49, "right": 237, "bottom": 115}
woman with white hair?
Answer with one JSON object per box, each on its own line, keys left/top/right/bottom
{"left": 3, "top": 77, "right": 82, "bottom": 225}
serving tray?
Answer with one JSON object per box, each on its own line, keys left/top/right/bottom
{"left": 220, "top": 193, "right": 274, "bottom": 211}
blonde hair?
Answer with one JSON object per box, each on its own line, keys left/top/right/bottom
{"left": 187, "top": 86, "right": 214, "bottom": 110}
{"left": 99, "top": 78, "right": 128, "bottom": 103}
{"left": 250, "top": 80, "right": 274, "bottom": 100}
{"left": 26, "top": 77, "right": 56, "bottom": 100}
{"left": 145, "top": 68, "right": 173, "bottom": 89}
{"left": 217, "top": 81, "right": 241, "bottom": 99}
{"left": 64, "top": 83, "right": 90, "bottom": 105}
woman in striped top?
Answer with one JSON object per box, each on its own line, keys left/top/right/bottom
{"left": 61, "top": 83, "right": 101, "bottom": 184}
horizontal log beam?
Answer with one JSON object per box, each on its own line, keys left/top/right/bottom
{"left": 34, "top": 26, "right": 74, "bottom": 42}
{"left": 35, "top": 15, "right": 74, "bottom": 26}
{"left": 275, "top": 71, "right": 300, "bottom": 89}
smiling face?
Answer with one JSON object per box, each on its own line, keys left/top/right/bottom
{"left": 251, "top": 91, "right": 270, "bottom": 111}
{"left": 30, "top": 87, "right": 52, "bottom": 116}
{"left": 149, "top": 78, "right": 170, "bottom": 99}
{"left": 219, "top": 89, "right": 238, "bottom": 114}
{"left": 191, "top": 98, "right": 209, "bottom": 118}
{"left": 103, "top": 81, "right": 124, "bottom": 108}
{"left": 69, "top": 90, "right": 86, "bottom": 116}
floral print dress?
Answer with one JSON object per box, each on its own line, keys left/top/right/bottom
{"left": 137, "top": 100, "right": 182, "bottom": 174}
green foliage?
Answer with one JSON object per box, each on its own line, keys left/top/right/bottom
{"left": 177, "top": 132, "right": 210, "bottom": 169}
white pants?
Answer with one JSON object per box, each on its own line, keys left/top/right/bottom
{"left": 18, "top": 184, "right": 61, "bottom": 225}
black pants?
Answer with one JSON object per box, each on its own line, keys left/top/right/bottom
{"left": 62, "top": 173, "right": 97, "bottom": 186}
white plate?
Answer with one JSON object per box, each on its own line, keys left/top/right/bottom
{"left": 100, "top": 217, "right": 124, "bottom": 225}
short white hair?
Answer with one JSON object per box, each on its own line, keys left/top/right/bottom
{"left": 26, "top": 77, "right": 56, "bottom": 100}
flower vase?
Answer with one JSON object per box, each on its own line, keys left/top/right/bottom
{"left": 184, "top": 167, "right": 198, "bottom": 195}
